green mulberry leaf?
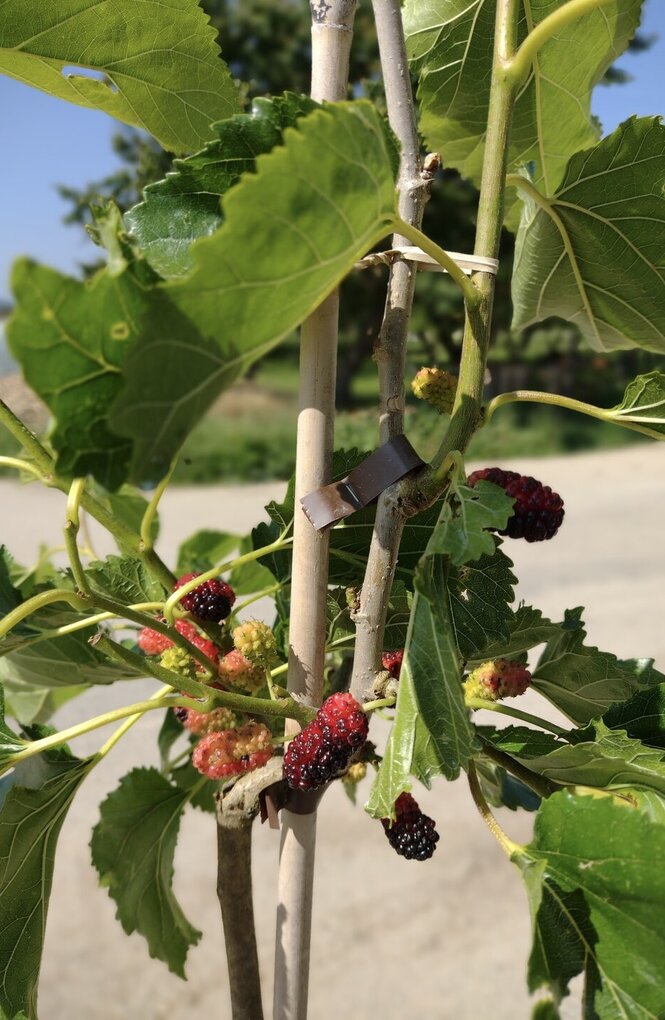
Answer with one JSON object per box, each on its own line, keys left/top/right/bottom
{"left": 605, "top": 371, "right": 665, "bottom": 440}
{"left": 367, "top": 555, "right": 476, "bottom": 818}
{"left": 111, "top": 102, "right": 399, "bottom": 482}
{"left": 427, "top": 480, "right": 514, "bottom": 565}
{"left": 405, "top": 0, "right": 642, "bottom": 227}
{"left": 0, "top": 0, "right": 238, "bottom": 154}
{"left": 0, "top": 744, "right": 94, "bottom": 1019}
{"left": 485, "top": 722, "right": 665, "bottom": 799}
{"left": 516, "top": 791, "right": 665, "bottom": 1016}
{"left": 533, "top": 607, "right": 665, "bottom": 724}
{"left": 511, "top": 117, "right": 665, "bottom": 353}
{"left": 127, "top": 93, "right": 318, "bottom": 277}
{"left": 90, "top": 767, "right": 202, "bottom": 976}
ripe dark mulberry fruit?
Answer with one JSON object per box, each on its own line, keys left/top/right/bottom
{"left": 283, "top": 692, "right": 369, "bottom": 790}
{"left": 175, "top": 572, "right": 236, "bottom": 622}
{"left": 464, "top": 659, "right": 531, "bottom": 702}
{"left": 467, "top": 467, "right": 564, "bottom": 542}
{"left": 382, "top": 792, "right": 440, "bottom": 861}
{"left": 381, "top": 649, "right": 404, "bottom": 679}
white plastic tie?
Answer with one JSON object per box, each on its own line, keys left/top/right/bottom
{"left": 355, "top": 246, "right": 499, "bottom": 277}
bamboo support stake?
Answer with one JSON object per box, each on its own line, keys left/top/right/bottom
{"left": 273, "top": 4, "right": 357, "bottom": 1018}
{"left": 350, "top": 0, "right": 430, "bottom": 701}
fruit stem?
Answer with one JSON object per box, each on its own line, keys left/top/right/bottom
{"left": 362, "top": 697, "right": 396, "bottom": 713}
{"left": 64, "top": 477, "right": 90, "bottom": 594}
{"left": 0, "top": 588, "right": 89, "bottom": 639}
{"left": 7, "top": 688, "right": 186, "bottom": 772}
{"left": 468, "top": 760, "right": 523, "bottom": 858}
{"left": 466, "top": 699, "right": 569, "bottom": 736}
{"left": 162, "top": 533, "right": 292, "bottom": 624}
{"left": 140, "top": 456, "right": 177, "bottom": 551}
{"left": 392, "top": 220, "right": 481, "bottom": 308}
{"left": 231, "top": 584, "right": 282, "bottom": 617}
{"left": 0, "top": 455, "right": 46, "bottom": 480}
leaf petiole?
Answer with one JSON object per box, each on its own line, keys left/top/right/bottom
{"left": 140, "top": 456, "right": 177, "bottom": 551}
{"left": 484, "top": 389, "right": 665, "bottom": 442}
{"left": 0, "top": 455, "right": 46, "bottom": 480}
{"left": 64, "top": 477, "right": 90, "bottom": 593}
{"left": 466, "top": 698, "right": 569, "bottom": 736}
{"left": 506, "top": 0, "right": 616, "bottom": 88}
{"left": 0, "top": 588, "right": 89, "bottom": 639}
{"left": 468, "top": 761, "right": 523, "bottom": 858}
{"left": 6, "top": 687, "right": 186, "bottom": 774}
{"left": 392, "top": 218, "right": 482, "bottom": 309}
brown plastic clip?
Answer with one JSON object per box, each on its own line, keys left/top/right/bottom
{"left": 300, "top": 435, "right": 424, "bottom": 531}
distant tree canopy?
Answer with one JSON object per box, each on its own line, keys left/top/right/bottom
{"left": 58, "top": 3, "right": 655, "bottom": 406}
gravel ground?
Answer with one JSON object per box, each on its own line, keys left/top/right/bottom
{"left": 1, "top": 443, "right": 664, "bottom": 1019}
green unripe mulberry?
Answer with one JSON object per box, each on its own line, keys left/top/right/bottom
{"left": 411, "top": 366, "right": 458, "bottom": 414}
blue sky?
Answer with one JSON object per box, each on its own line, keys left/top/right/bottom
{"left": 0, "top": 0, "right": 663, "bottom": 305}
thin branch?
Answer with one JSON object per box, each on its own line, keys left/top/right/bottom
{"left": 0, "top": 396, "right": 175, "bottom": 589}
{"left": 349, "top": 0, "right": 430, "bottom": 702}
{"left": 216, "top": 814, "right": 265, "bottom": 1020}
{"left": 8, "top": 690, "right": 182, "bottom": 771}
{"left": 406, "top": 0, "right": 521, "bottom": 507}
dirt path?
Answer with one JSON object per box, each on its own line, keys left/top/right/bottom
{"left": 1, "top": 443, "right": 664, "bottom": 1019}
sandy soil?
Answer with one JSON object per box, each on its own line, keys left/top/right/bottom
{"left": 1, "top": 443, "right": 665, "bottom": 1019}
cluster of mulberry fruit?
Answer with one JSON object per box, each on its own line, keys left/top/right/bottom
{"left": 136, "top": 574, "right": 284, "bottom": 782}
{"left": 283, "top": 692, "right": 369, "bottom": 790}
{"left": 467, "top": 467, "right": 564, "bottom": 543}
{"left": 178, "top": 705, "right": 239, "bottom": 736}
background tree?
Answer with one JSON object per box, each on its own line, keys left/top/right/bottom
{"left": 56, "top": 1, "right": 656, "bottom": 414}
